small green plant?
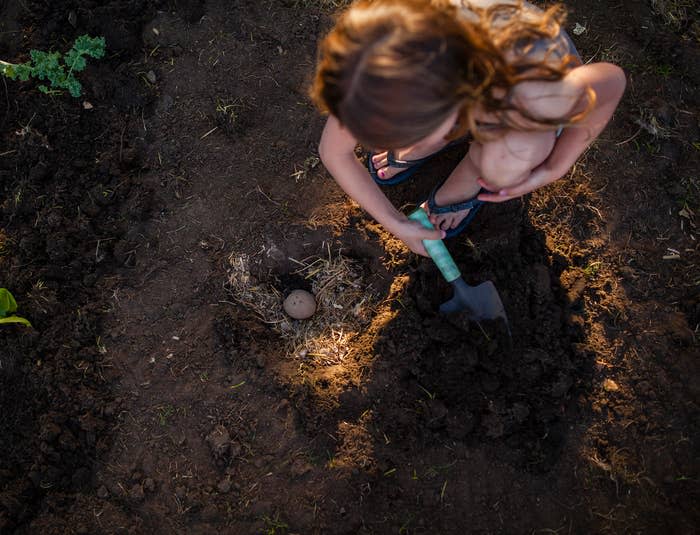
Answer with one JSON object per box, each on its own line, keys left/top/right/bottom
{"left": 0, "top": 288, "right": 32, "bottom": 327}
{"left": 261, "top": 513, "right": 288, "bottom": 535}
{"left": 0, "top": 35, "right": 105, "bottom": 97}
{"left": 583, "top": 261, "right": 602, "bottom": 277}
{"left": 156, "top": 404, "right": 175, "bottom": 426}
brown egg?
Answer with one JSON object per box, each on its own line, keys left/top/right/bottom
{"left": 283, "top": 289, "right": 316, "bottom": 320}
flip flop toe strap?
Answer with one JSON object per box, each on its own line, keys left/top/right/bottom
{"left": 386, "top": 151, "right": 433, "bottom": 168}
{"left": 428, "top": 183, "right": 485, "bottom": 215}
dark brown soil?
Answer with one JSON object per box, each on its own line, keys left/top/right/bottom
{"left": 1, "top": 0, "right": 698, "bottom": 533}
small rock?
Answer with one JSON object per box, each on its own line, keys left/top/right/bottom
{"left": 175, "top": 485, "right": 186, "bottom": 499}
{"left": 146, "top": 70, "right": 157, "bottom": 84}
{"left": 144, "top": 478, "right": 155, "bottom": 492}
{"left": 217, "top": 476, "right": 232, "bottom": 493}
{"left": 68, "top": 11, "right": 77, "bottom": 27}
{"left": 206, "top": 425, "right": 231, "bottom": 457}
{"left": 603, "top": 379, "right": 619, "bottom": 392}
{"left": 129, "top": 484, "right": 145, "bottom": 501}
{"left": 97, "top": 485, "right": 109, "bottom": 499}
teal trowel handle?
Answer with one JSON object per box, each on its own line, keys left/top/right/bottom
{"left": 408, "top": 208, "right": 461, "bottom": 283}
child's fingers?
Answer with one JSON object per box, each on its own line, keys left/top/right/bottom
{"left": 477, "top": 172, "right": 553, "bottom": 202}
{"left": 490, "top": 167, "right": 556, "bottom": 199}
{"left": 498, "top": 180, "right": 539, "bottom": 198}
{"left": 414, "top": 242, "right": 430, "bottom": 257}
{"left": 422, "top": 228, "right": 446, "bottom": 241}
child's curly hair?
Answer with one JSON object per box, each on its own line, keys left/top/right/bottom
{"left": 311, "top": 0, "right": 593, "bottom": 149}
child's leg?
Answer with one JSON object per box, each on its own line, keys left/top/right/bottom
{"left": 429, "top": 129, "right": 557, "bottom": 231}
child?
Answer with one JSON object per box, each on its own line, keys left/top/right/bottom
{"left": 311, "top": 0, "right": 626, "bottom": 256}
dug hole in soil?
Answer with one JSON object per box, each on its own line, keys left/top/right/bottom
{"left": 1, "top": 0, "right": 699, "bottom": 533}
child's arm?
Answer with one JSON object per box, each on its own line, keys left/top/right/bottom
{"left": 477, "top": 62, "right": 626, "bottom": 201}
{"left": 318, "top": 116, "right": 445, "bottom": 255}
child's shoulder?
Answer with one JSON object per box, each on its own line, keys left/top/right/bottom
{"left": 510, "top": 73, "right": 583, "bottom": 122}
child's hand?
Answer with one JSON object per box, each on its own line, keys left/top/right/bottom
{"left": 391, "top": 218, "right": 446, "bottom": 257}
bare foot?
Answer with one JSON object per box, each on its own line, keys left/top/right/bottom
{"left": 372, "top": 109, "right": 460, "bottom": 181}
{"left": 425, "top": 152, "right": 482, "bottom": 232}
{"left": 371, "top": 138, "right": 450, "bottom": 181}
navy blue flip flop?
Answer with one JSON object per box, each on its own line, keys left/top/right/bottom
{"left": 368, "top": 137, "right": 469, "bottom": 187}
{"left": 426, "top": 178, "right": 485, "bottom": 239}
{"left": 367, "top": 150, "right": 432, "bottom": 185}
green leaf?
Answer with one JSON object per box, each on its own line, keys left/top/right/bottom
{"left": 30, "top": 50, "right": 63, "bottom": 82}
{"left": 2, "top": 34, "right": 105, "bottom": 98}
{"left": 0, "top": 315, "right": 32, "bottom": 327}
{"left": 66, "top": 78, "right": 82, "bottom": 98}
{"left": 64, "top": 49, "right": 87, "bottom": 72}
{"left": 1, "top": 62, "right": 14, "bottom": 77}
{"left": 0, "top": 288, "right": 18, "bottom": 316}
{"left": 73, "top": 35, "right": 106, "bottom": 59}
{"left": 12, "top": 63, "right": 32, "bottom": 81}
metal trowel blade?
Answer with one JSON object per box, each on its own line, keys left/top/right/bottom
{"left": 439, "top": 278, "right": 509, "bottom": 325}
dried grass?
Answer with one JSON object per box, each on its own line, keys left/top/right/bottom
{"left": 650, "top": 0, "right": 693, "bottom": 30}
{"left": 634, "top": 108, "right": 672, "bottom": 139}
{"left": 227, "top": 248, "right": 378, "bottom": 365}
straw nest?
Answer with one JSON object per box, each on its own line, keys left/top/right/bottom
{"left": 227, "top": 248, "right": 378, "bottom": 365}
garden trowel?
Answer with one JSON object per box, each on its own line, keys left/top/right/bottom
{"left": 409, "top": 207, "right": 509, "bottom": 328}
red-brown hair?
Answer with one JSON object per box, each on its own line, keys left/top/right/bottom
{"left": 311, "top": 0, "right": 591, "bottom": 148}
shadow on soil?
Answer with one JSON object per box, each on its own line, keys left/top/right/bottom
{"left": 214, "top": 191, "right": 593, "bottom": 530}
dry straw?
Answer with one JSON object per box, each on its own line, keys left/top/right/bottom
{"left": 227, "top": 248, "right": 377, "bottom": 365}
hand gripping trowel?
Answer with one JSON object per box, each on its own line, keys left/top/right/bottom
{"left": 409, "top": 207, "right": 510, "bottom": 329}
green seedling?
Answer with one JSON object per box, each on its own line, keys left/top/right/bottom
{"left": 0, "top": 35, "right": 105, "bottom": 97}
{"left": 261, "top": 513, "right": 288, "bottom": 535}
{"left": 157, "top": 404, "right": 175, "bottom": 426}
{"left": 0, "top": 288, "right": 32, "bottom": 327}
